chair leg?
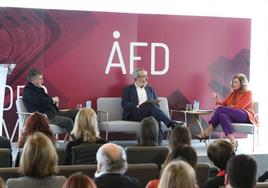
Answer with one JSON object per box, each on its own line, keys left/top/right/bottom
{"left": 253, "top": 133, "right": 255, "bottom": 152}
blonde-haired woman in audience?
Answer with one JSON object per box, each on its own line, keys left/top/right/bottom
{"left": 61, "top": 172, "right": 96, "bottom": 188}
{"left": 65, "top": 108, "right": 107, "bottom": 165}
{"left": 146, "top": 144, "right": 197, "bottom": 188}
{"left": 7, "top": 132, "right": 66, "bottom": 188}
{"left": 0, "top": 177, "right": 5, "bottom": 188}
{"left": 158, "top": 160, "right": 198, "bottom": 188}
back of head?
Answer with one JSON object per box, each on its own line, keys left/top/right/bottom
{"left": 158, "top": 161, "right": 196, "bottom": 188}
{"left": 27, "top": 68, "right": 42, "bottom": 81}
{"left": 62, "top": 172, "right": 96, "bottom": 188}
{"left": 169, "top": 126, "right": 191, "bottom": 150}
{"left": 19, "top": 132, "right": 58, "bottom": 177}
{"left": 72, "top": 108, "right": 99, "bottom": 143}
{"left": 138, "top": 116, "right": 159, "bottom": 146}
{"left": 96, "top": 143, "right": 127, "bottom": 174}
{"left": 18, "top": 112, "right": 55, "bottom": 148}
{"left": 162, "top": 144, "right": 197, "bottom": 171}
{"left": 226, "top": 154, "right": 257, "bottom": 188}
{"left": 207, "top": 139, "right": 235, "bottom": 170}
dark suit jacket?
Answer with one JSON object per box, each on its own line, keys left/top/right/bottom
{"left": 94, "top": 173, "right": 141, "bottom": 188}
{"left": 122, "top": 84, "right": 157, "bottom": 120}
{"left": 23, "top": 82, "right": 58, "bottom": 118}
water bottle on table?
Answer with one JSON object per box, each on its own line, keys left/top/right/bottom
{"left": 193, "top": 100, "right": 199, "bottom": 111}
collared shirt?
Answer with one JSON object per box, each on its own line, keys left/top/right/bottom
{"left": 135, "top": 83, "right": 148, "bottom": 105}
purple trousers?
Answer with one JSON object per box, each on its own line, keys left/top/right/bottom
{"left": 209, "top": 106, "right": 249, "bottom": 135}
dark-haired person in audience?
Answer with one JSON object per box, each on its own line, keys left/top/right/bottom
{"left": 122, "top": 68, "right": 182, "bottom": 145}
{"left": 23, "top": 68, "right": 78, "bottom": 141}
{"left": 7, "top": 132, "right": 66, "bottom": 188}
{"left": 62, "top": 172, "right": 96, "bottom": 188}
{"left": 15, "top": 112, "right": 56, "bottom": 166}
{"left": 225, "top": 154, "right": 257, "bottom": 188}
{"left": 65, "top": 108, "right": 107, "bottom": 165}
{"left": 158, "top": 161, "right": 198, "bottom": 188}
{"left": 94, "top": 143, "right": 141, "bottom": 188}
{"left": 137, "top": 116, "right": 159, "bottom": 146}
{"left": 204, "top": 139, "right": 235, "bottom": 188}
{"left": 146, "top": 144, "right": 197, "bottom": 188}
{"left": 194, "top": 73, "right": 258, "bottom": 150}
{"left": 168, "top": 126, "right": 191, "bottom": 152}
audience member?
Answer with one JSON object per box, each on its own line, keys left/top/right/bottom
{"left": 23, "top": 68, "right": 78, "bottom": 140}
{"left": 0, "top": 177, "right": 5, "bottom": 188}
{"left": 18, "top": 112, "right": 56, "bottom": 148}
{"left": 168, "top": 126, "right": 191, "bottom": 151}
{"left": 158, "top": 161, "right": 197, "bottom": 188}
{"left": 65, "top": 108, "right": 107, "bottom": 165}
{"left": 137, "top": 116, "right": 159, "bottom": 146}
{"left": 7, "top": 132, "right": 66, "bottom": 188}
{"left": 225, "top": 154, "right": 257, "bottom": 188}
{"left": 204, "top": 139, "right": 235, "bottom": 188}
{"left": 195, "top": 73, "right": 258, "bottom": 151}
{"left": 15, "top": 112, "right": 56, "bottom": 167}
{"left": 146, "top": 144, "right": 197, "bottom": 188}
{"left": 94, "top": 143, "right": 141, "bottom": 188}
{"left": 122, "top": 68, "right": 182, "bottom": 145}
{"left": 62, "top": 172, "right": 96, "bottom": 188}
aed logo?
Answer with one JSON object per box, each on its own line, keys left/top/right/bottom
{"left": 105, "top": 31, "right": 170, "bottom": 75}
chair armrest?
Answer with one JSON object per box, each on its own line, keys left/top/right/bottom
{"left": 96, "top": 110, "right": 108, "bottom": 123}
{"left": 16, "top": 112, "right": 32, "bottom": 115}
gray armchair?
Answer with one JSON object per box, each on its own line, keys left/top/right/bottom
{"left": 212, "top": 102, "right": 259, "bottom": 151}
{"left": 15, "top": 98, "right": 66, "bottom": 139}
{"left": 96, "top": 97, "right": 175, "bottom": 140}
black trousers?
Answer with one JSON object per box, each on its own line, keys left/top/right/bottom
{"left": 128, "top": 103, "right": 172, "bottom": 145}
{"left": 49, "top": 109, "right": 79, "bottom": 133}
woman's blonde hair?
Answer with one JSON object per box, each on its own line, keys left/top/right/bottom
{"left": 19, "top": 132, "right": 58, "bottom": 177}
{"left": 158, "top": 160, "right": 196, "bottom": 188}
{"left": 71, "top": 108, "right": 100, "bottom": 143}
{"left": 232, "top": 73, "right": 249, "bottom": 91}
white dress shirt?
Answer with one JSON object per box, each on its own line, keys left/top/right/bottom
{"left": 135, "top": 83, "right": 148, "bottom": 105}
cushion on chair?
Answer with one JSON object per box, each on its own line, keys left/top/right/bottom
{"left": 71, "top": 144, "right": 103, "bottom": 165}
{"left": 99, "top": 121, "right": 140, "bottom": 132}
{"left": 196, "top": 163, "right": 211, "bottom": 188}
{"left": 214, "top": 123, "right": 254, "bottom": 134}
{"left": 125, "top": 146, "right": 169, "bottom": 166}
{"left": 0, "top": 149, "right": 12, "bottom": 167}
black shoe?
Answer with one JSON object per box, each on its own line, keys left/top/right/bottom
{"left": 168, "top": 121, "right": 183, "bottom": 129}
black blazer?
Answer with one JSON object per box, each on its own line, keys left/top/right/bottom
{"left": 23, "top": 82, "right": 58, "bottom": 118}
{"left": 121, "top": 84, "right": 157, "bottom": 120}
{"left": 94, "top": 173, "right": 141, "bottom": 188}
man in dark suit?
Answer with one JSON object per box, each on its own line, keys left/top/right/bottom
{"left": 122, "top": 68, "right": 180, "bottom": 145}
{"left": 23, "top": 68, "right": 78, "bottom": 139}
{"left": 94, "top": 143, "right": 141, "bottom": 188}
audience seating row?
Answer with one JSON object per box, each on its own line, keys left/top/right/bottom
{"left": 0, "top": 163, "right": 158, "bottom": 187}
{"left": 0, "top": 162, "right": 210, "bottom": 188}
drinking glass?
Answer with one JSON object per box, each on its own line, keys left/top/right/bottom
{"left": 186, "top": 104, "right": 192, "bottom": 111}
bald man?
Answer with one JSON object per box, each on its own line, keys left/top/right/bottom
{"left": 94, "top": 143, "right": 141, "bottom": 188}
